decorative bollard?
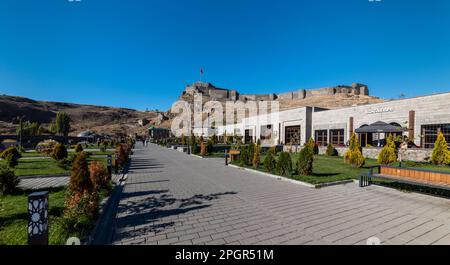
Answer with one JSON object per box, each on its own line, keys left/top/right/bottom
{"left": 28, "top": 191, "right": 49, "bottom": 245}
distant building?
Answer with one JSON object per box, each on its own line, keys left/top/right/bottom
{"left": 148, "top": 126, "right": 170, "bottom": 141}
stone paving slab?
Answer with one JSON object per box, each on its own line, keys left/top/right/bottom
{"left": 110, "top": 143, "right": 450, "bottom": 245}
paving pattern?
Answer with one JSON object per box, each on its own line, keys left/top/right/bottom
{"left": 111, "top": 143, "right": 450, "bottom": 245}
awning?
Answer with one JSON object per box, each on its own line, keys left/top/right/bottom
{"left": 355, "top": 121, "right": 406, "bottom": 133}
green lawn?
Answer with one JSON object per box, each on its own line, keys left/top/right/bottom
{"left": 232, "top": 153, "right": 450, "bottom": 185}
{"left": 0, "top": 156, "right": 108, "bottom": 177}
{"left": 0, "top": 188, "right": 68, "bottom": 245}
{"left": 21, "top": 150, "right": 113, "bottom": 158}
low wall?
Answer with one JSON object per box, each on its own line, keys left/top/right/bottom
{"left": 290, "top": 146, "right": 433, "bottom": 162}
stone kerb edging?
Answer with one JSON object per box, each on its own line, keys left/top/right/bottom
{"left": 227, "top": 164, "right": 316, "bottom": 188}
{"left": 227, "top": 164, "right": 355, "bottom": 189}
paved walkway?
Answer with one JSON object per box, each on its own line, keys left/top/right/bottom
{"left": 110, "top": 143, "right": 450, "bottom": 245}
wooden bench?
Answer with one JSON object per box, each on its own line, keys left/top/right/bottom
{"left": 359, "top": 165, "right": 450, "bottom": 191}
{"left": 228, "top": 150, "right": 240, "bottom": 162}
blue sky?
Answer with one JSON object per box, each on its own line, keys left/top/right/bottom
{"left": 0, "top": 0, "right": 449, "bottom": 111}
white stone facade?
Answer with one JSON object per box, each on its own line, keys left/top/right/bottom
{"left": 216, "top": 92, "right": 450, "bottom": 148}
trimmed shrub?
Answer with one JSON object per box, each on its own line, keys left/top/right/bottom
{"left": 115, "top": 144, "right": 130, "bottom": 168}
{"left": 0, "top": 165, "right": 19, "bottom": 195}
{"left": 89, "top": 161, "right": 110, "bottom": 191}
{"left": 297, "top": 144, "right": 314, "bottom": 176}
{"left": 75, "top": 143, "right": 83, "bottom": 153}
{"left": 69, "top": 152, "right": 91, "bottom": 194}
{"left": 378, "top": 134, "right": 397, "bottom": 165}
{"left": 206, "top": 139, "right": 214, "bottom": 155}
{"left": 431, "top": 132, "right": 450, "bottom": 165}
{"left": 247, "top": 142, "right": 255, "bottom": 166}
{"left": 263, "top": 151, "right": 276, "bottom": 173}
{"left": 252, "top": 144, "right": 261, "bottom": 169}
{"left": 189, "top": 132, "right": 196, "bottom": 152}
{"left": 344, "top": 133, "right": 365, "bottom": 168}
{"left": 1, "top": 147, "right": 21, "bottom": 168}
{"left": 1, "top": 146, "right": 21, "bottom": 160}
{"left": 36, "top": 140, "right": 59, "bottom": 155}
{"left": 276, "top": 152, "right": 293, "bottom": 177}
{"left": 51, "top": 143, "right": 68, "bottom": 161}
{"left": 5, "top": 154, "right": 19, "bottom": 168}
{"left": 200, "top": 141, "right": 206, "bottom": 157}
{"left": 239, "top": 146, "right": 248, "bottom": 167}
{"left": 326, "top": 143, "right": 336, "bottom": 156}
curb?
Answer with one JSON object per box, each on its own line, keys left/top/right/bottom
{"left": 227, "top": 164, "right": 355, "bottom": 189}
{"left": 227, "top": 164, "right": 316, "bottom": 188}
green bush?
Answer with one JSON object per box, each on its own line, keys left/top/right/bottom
{"left": 69, "top": 152, "right": 91, "bottom": 194}
{"left": 344, "top": 133, "right": 365, "bottom": 168}
{"left": 0, "top": 165, "right": 19, "bottom": 195}
{"left": 1, "top": 147, "right": 21, "bottom": 168}
{"left": 263, "top": 151, "right": 276, "bottom": 173}
{"left": 51, "top": 143, "right": 68, "bottom": 161}
{"left": 297, "top": 144, "right": 314, "bottom": 176}
{"left": 252, "top": 143, "right": 261, "bottom": 169}
{"left": 276, "top": 152, "right": 292, "bottom": 177}
{"left": 431, "top": 132, "right": 450, "bottom": 165}
{"left": 239, "top": 146, "right": 248, "bottom": 167}
{"left": 75, "top": 144, "right": 83, "bottom": 153}
{"left": 247, "top": 142, "right": 255, "bottom": 166}
{"left": 378, "top": 134, "right": 397, "bottom": 165}
{"left": 5, "top": 154, "right": 19, "bottom": 168}
{"left": 1, "top": 146, "right": 21, "bottom": 160}
{"left": 326, "top": 143, "right": 336, "bottom": 156}
{"left": 206, "top": 139, "right": 214, "bottom": 155}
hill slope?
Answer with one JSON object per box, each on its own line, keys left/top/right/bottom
{"left": 0, "top": 95, "right": 161, "bottom": 136}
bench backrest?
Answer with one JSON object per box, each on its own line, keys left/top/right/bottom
{"left": 380, "top": 166, "right": 450, "bottom": 184}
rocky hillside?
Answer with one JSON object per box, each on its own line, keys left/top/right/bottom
{"left": 0, "top": 95, "right": 164, "bottom": 136}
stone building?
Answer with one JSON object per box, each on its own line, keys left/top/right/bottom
{"left": 217, "top": 92, "right": 450, "bottom": 152}
{"left": 181, "top": 81, "right": 369, "bottom": 102}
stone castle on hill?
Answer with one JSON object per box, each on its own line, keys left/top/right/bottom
{"left": 181, "top": 81, "right": 370, "bottom": 102}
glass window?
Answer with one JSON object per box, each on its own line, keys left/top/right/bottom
{"left": 330, "top": 129, "right": 345, "bottom": 146}
{"left": 315, "top": 130, "right": 328, "bottom": 146}
{"left": 285, "top": 126, "right": 301, "bottom": 145}
{"left": 421, "top": 124, "right": 450, "bottom": 149}
{"left": 260, "top": 125, "right": 273, "bottom": 140}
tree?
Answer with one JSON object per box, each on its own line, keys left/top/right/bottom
{"left": 344, "top": 133, "right": 365, "bottom": 168}
{"left": 378, "top": 134, "right": 397, "bottom": 165}
{"left": 276, "top": 152, "right": 293, "bottom": 177}
{"left": 252, "top": 143, "right": 261, "bottom": 169}
{"left": 297, "top": 143, "right": 314, "bottom": 176}
{"left": 431, "top": 132, "right": 450, "bottom": 165}
{"left": 51, "top": 143, "right": 68, "bottom": 161}
{"left": 55, "top": 111, "right": 71, "bottom": 137}
{"left": 16, "top": 121, "right": 41, "bottom": 136}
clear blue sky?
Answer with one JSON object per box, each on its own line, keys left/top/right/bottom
{"left": 0, "top": 0, "right": 449, "bottom": 111}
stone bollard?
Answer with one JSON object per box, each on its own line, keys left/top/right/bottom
{"left": 28, "top": 191, "right": 49, "bottom": 245}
